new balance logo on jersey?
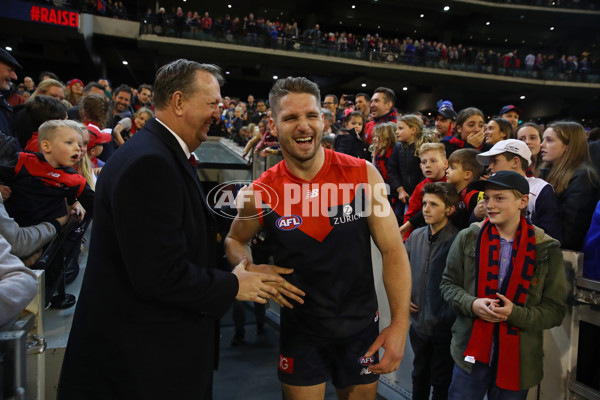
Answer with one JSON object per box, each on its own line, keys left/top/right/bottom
{"left": 360, "top": 367, "right": 372, "bottom": 375}
{"left": 276, "top": 215, "right": 302, "bottom": 231}
{"left": 306, "top": 188, "right": 319, "bottom": 199}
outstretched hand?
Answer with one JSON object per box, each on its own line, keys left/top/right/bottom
{"left": 248, "top": 263, "right": 305, "bottom": 308}
{"left": 233, "top": 258, "right": 283, "bottom": 304}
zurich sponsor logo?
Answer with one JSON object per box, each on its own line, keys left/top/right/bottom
{"left": 358, "top": 355, "right": 375, "bottom": 367}
{"left": 276, "top": 215, "right": 302, "bottom": 231}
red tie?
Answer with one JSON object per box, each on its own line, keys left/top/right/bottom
{"left": 189, "top": 155, "right": 197, "bottom": 169}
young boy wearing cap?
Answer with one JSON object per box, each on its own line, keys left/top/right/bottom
{"left": 440, "top": 170, "right": 567, "bottom": 400}
{"left": 474, "top": 139, "right": 563, "bottom": 245}
{"left": 86, "top": 123, "right": 112, "bottom": 171}
{"left": 405, "top": 182, "right": 458, "bottom": 400}
{"left": 0, "top": 119, "right": 94, "bottom": 227}
{"left": 499, "top": 105, "right": 521, "bottom": 132}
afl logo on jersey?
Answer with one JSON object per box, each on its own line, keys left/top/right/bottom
{"left": 276, "top": 215, "right": 302, "bottom": 231}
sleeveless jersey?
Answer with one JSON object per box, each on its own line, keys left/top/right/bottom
{"left": 254, "top": 149, "right": 377, "bottom": 338}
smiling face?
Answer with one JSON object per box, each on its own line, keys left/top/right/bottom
{"left": 178, "top": 70, "right": 222, "bottom": 149}
{"left": 134, "top": 113, "right": 151, "bottom": 130}
{"left": 540, "top": 128, "right": 568, "bottom": 164}
{"left": 42, "top": 127, "right": 82, "bottom": 168}
{"left": 457, "top": 115, "right": 485, "bottom": 140}
{"left": 422, "top": 193, "right": 453, "bottom": 226}
{"left": 0, "top": 62, "right": 17, "bottom": 91}
{"left": 517, "top": 126, "right": 541, "bottom": 157}
{"left": 485, "top": 120, "right": 506, "bottom": 145}
{"left": 269, "top": 92, "right": 323, "bottom": 164}
{"left": 370, "top": 92, "right": 392, "bottom": 119}
{"left": 483, "top": 187, "right": 527, "bottom": 229}
{"left": 113, "top": 90, "right": 132, "bottom": 113}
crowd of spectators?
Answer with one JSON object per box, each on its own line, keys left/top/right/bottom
{"left": 2, "top": 45, "right": 600, "bottom": 400}
{"left": 134, "top": 9, "right": 598, "bottom": 83}
{"left": 1, "top": 44, "right": 600, "bottom": 340}
{"left": 481, "top": 0, "right": 597, "bottom": 8}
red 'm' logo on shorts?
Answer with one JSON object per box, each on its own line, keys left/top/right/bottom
{"left": 279, "top": 354, "right": 294, "bottom": 373}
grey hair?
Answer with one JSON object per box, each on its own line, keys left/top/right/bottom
{"left": 38, "top": 119, "right": 83, "bottom": 146}
{"left": 269, "top": 77, "right": 321, "bottom": 118}
{"left": 321, "top": 108, "right": 334, "bottom": 123}
{"left": 153, "top": 59, "right": 224, "bottom": 110}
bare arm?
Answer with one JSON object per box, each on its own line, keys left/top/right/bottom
{"left": 363, "top": 162, "right": 411, "bottom": 375}
{"left": 225, "top": 185, "right": 305, "bottom": 308}
{"left": 113, "top": 124, "right": 126, "bottom": 147}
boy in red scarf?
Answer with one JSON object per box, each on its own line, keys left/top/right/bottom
{"left": 440, "top": 171, "right": 567, "bottom": 400}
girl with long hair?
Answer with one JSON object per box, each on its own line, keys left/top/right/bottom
{"left": 516, "top": 122, "right": 543, "bottom": 177}
{"left": 541, "top": 121, "right": 599, "bottom": 250}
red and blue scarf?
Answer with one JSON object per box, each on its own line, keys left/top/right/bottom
{"left": 463, "top": 216, "right": 536, "bottom": 391}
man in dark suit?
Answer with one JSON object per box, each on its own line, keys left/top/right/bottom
{"left": 58, "top": 59, "right": 297, "bottom": 400}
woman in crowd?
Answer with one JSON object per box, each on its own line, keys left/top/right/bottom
{"left": 65, "top": 79, "right": 85, "bottom": 107}
{"left": 28, "top": 79, "right": 65, "bottom": 102}
{"left": 484, "top": 117, "right": 513, "bottom": 146}
{"left": 517, "top": 122, "right": 544, "bottom": 177}
{"left": 541, "top": 121, "right": 599, "bottom": 251}
{"left": 441, "top": 107, "right": 487, "bottom": 157}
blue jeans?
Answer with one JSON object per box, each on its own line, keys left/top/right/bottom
{"left": 448, "top": 363, "right": 529, "bottom": 400}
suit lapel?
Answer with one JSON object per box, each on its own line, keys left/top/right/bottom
{"left": 146, "top": 119, "right": 215, "bottom": 222}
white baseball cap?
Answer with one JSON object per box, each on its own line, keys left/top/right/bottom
{"left": 476, "top": 139, "right": 532, "bottom": 166}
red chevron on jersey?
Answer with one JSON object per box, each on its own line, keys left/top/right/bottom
{"left": 254, "top": 149, "right": 368, "bottom": 242}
